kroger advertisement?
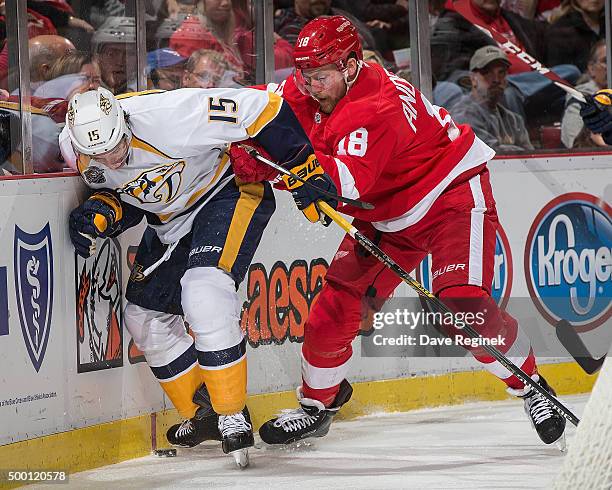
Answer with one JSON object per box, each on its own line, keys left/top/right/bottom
{"left": 0, "top": 154, "right": 610, "bottom": 445}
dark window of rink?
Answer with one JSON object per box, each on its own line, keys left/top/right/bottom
{"left": 146, "top": 0, "right": 264, "bottom": 91}
{"left": 1, "top": 1, "right": 137, "bottom": 175}
{"left": 429, "top": 0, "right": 612, "bottom": 156}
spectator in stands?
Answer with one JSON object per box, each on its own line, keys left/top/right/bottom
{"left": 69, "top": 0, "right": 127, "bottom": 29}
{"left": 274, "top": 0, "right": 377, "bottom": 50}
{"left": 91, "top": 17, "right": 137, "bottom": 95}
{"left": 432, "top": 0, "right": 581, "bottom": 129}
{"left": 24, "top": 1, "right": 95, "bottom": 35}
{"left": 168, "top": 4, "right": 245, "bottom": 80}
{"left": 147, "top": 48, "right": 186, "bottom": 90}
{"left": 0, "top": 110, "right": 18, "bottom": 175}
{"left": 452, "top": 46, "right": 533, "bottom": 152}
{"left": 181, "top": 48, "right": 236, "bottom": 88}
{"left": 561, "top": 39, "right": 608, "bottom": 148}
{"left": 169, "top": 0, "right": 293, "bottom": 84}
{"left": 35, "top": 51, "right": 102, "bottom": 101}
{"left": 332, "top": 0, "right": 410, "bottom": 53}
{"left": 0, "top": 97, "right": 65, "bottom": 174}
{"left": 547, "top": 0, "right": 605, "bottom": 72}
{"left": 431, "top": 0, "right": 548, "bottom": 81}
{"left": 0, "top": 1, "right": 95, "bottom": 89}
{"left": 501, "top": 0, "right": 563, "bottom": 20}
{"left": 29, "top": 35, "right": 75, "bottom": 91}
{"left": 333, "top": 0, "right": 408, "bottom": 26}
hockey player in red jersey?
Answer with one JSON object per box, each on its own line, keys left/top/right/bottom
{"left": 231, "top": 16, "right": 566, "bottom": 447}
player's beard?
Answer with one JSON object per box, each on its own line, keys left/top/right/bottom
{"left": 312, "top": 84, "right": 348, "bottom": 114}
{"left": 316, "top": 96, "right": 336, "bottom": 114}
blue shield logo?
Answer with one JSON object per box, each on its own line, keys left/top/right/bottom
{"left": 525, "top": 193, "right": 611, "bottom": 331}
{"left": 14, "top": 224, "right": 53, "bottom": 372}
{"left": 0, "top": 266, "right": 8, "bottom": 336}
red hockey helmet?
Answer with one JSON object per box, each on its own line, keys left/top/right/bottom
{"left": 293, "top": 15, "right": 363, "bottom": 72}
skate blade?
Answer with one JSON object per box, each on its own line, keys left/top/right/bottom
{"left": 231, "top": 448, "right": 249, "bottom": 469}
{"left": 258, "top": 438, "right": 315, "bottom": 452}
{"left": 554, "top": 433, "right": 567, "bottom": 453}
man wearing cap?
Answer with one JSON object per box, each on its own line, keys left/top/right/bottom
{"left": 452, "top": 45, "right": 533, "bottom": 153}
{"left": 147, "top": 48, "right": 186, "bottom": 91}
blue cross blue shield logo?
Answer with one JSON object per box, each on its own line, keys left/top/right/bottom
{"left": 14, "top": 223, "right": 54, "bottom": 372}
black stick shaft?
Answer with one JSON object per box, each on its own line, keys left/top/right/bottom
{"left": 241, "top": 146, "right": 375, "bottom": 210}
{"left": 319, "top": 201, "right": 580, "bottom": 427}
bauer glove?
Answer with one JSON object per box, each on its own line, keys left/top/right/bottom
{"left": 283, "top": 154, "right": 338, "bottom": 226}
{"left": 69, "top": 190, "right": 123, "bottom": 258}
{"left": 580, "top": 89, "right": 612, "bottom": 145}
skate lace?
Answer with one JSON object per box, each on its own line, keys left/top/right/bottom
{"left": 528, "top": 393, "right": 555, "bottom": 425}
{"left": 272, "top": 408, "right": 318, "bottom": 432}
{"left": 175, "top": 419, "right": 194, "bottom": 438}
{"left": 218, "top": 413, "right": 252, "bottom": 438}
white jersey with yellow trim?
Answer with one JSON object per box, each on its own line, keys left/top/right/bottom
{"left": 59, "top": 87, "right": 283, "bottom": 244}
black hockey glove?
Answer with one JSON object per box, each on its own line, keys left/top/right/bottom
{"left": 580, "top": 89, "right": 612, "bottom": 145}
{"left": 69, "top": 190, "right": 123, "bottom": 258}
{"left": 283, "top": 154, "right": 338, "bottom": 226}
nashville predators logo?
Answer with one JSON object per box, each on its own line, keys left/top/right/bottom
{"left": 99, "top": 94, "right": 112, "bottom": 115}
{"left": 67, "top": 104, "right": 75, "bottom": 127}
{"left": 121, "top": 161, "right": 185, "bottom": 204}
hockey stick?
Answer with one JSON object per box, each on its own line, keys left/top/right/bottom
{"left": 555, "top": 320, "right": 607, "bottom": 374}
{"left": 246, "top": 146, "right": 580, "bottom": 426}
{"left": 451, "top": 2, "right": 586, "bottom": 103}
{"left": 316, "top": 200, "right": 580, "bottom": 427}
{"left": 236, "top": 145, "right": 375, "bottom": 210}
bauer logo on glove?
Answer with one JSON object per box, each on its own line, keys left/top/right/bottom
{"left": 284, "top": 156, "right": 323, "bottom": 188}
{"left": 282, "top": 154, "right": 338, "bottom": 225}
{"left": 593, "top": 88, "right": 612, "bottom": 109}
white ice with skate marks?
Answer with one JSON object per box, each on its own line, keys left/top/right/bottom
{"left": 27, "top": 394, "right": 588, "bottom": 489}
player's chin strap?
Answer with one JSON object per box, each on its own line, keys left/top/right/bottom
{"left": 342, "top": 59, "right": 364, "bottom": 92}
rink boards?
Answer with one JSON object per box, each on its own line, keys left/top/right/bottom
{"left": 0, "top": 154, "right": 609, "bottom": 477}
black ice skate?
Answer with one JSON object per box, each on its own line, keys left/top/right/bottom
{"left": 259, "top": 379, "right": 353, "bottom": 445}
{"left": 508, "top": 374, "right": 566, "bottom": 448}
{"left": 166, "top": 384, "right": 221, "bottom": 447}
{"left": 219, "top": 408, "right": 254, "bottom": 468}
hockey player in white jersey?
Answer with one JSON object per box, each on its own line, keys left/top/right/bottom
{"left": 60, "top": 86, "right": 337, "bottom": 467}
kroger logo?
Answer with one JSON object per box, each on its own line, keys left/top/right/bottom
{"left": 416, "top": 226, "right": 512, "bottom": 307}
{"left": 525, "top": 193, "right": 611, "bottom": 331}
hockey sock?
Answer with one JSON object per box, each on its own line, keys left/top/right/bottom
{"left": 198, "top": 338, "right": 248, "bottom": 415}
{"left": 151, "top": 344, "right": 201, "bottom": 419}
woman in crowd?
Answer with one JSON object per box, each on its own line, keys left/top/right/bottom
{"left": 547, "top": 0, "right": 605, "bottom": 71}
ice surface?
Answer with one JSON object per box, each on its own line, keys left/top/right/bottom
{"left": 28, "top": 395, "right": 588, "bottom": 489}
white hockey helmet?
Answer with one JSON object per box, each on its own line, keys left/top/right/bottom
{"left": 91, "top": 16, "right": 136, "bottom": 53}
{"left": 66, "top": 87, "right": 131, "bottom": 156}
